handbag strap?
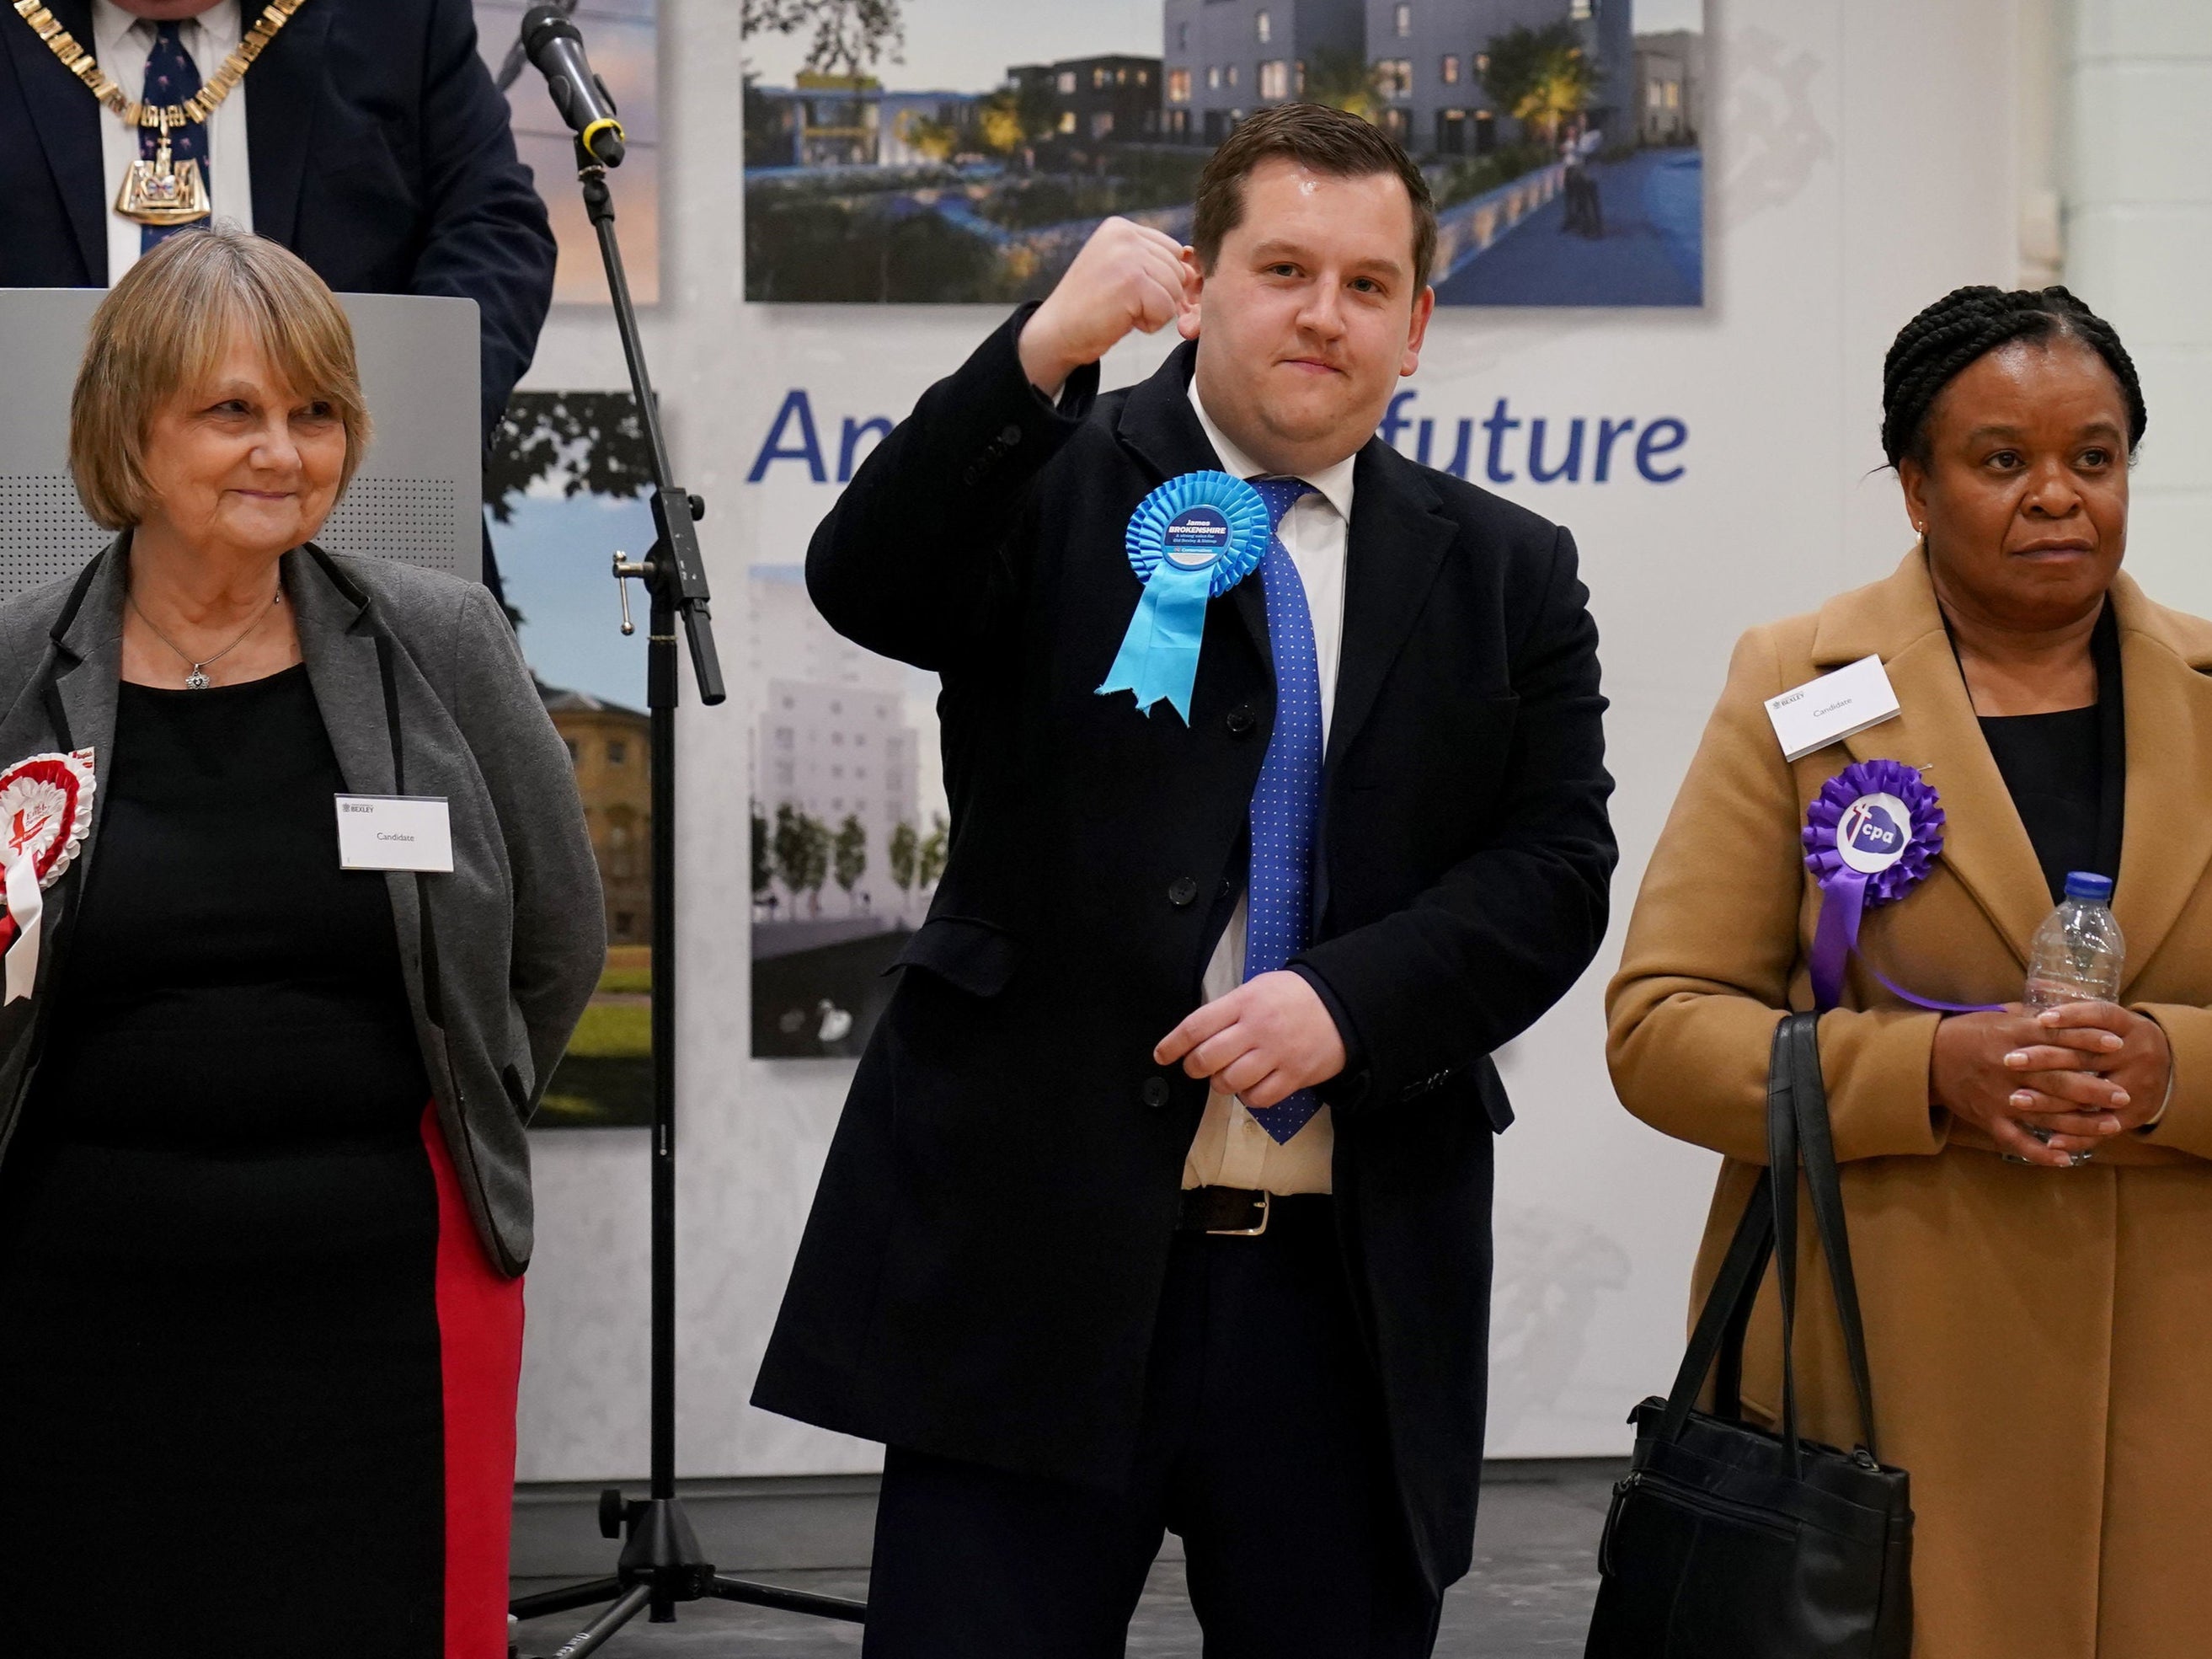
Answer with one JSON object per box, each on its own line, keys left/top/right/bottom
{"left": 1771, "top": 1017, "right": 1805, "bottom": 1472}
{"left": 1655, "top": 1013, "right": 1882, "bottom": 1465}
{"left": 1654, "top": 1134, "right": 1776, "bottom": 1444}
{"left": 1786, "top": 1010, "right": 1882, "bottom": 1460}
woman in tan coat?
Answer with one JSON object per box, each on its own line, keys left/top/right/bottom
{"left": 1609, "top": 283, "right": 2212, "bottom": 1659}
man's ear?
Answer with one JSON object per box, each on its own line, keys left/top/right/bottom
{"left": 1399, "top": 286, "right": 1436, "bottom": 377}
{"left": 1177, "top": 245, "right": 1205, "bottom": 341}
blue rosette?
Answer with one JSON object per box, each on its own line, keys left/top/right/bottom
{"left": 1097, "top": 471, "right": 1272, "bottom": 722}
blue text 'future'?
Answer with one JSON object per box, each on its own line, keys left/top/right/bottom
{"left": 745, "top": 388, "right": 1688, "bottom": 488}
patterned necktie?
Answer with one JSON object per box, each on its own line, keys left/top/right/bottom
{"left": 1242, "top": 475, "right": 1324, "bottom": 1144}
{"left": 140, "top": 22, "right": 206, "bottom": 255}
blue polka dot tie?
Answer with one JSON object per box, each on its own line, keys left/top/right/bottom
{"left": 1242, "top": 476, "right": 1324, "bottom": 1144}
{"left": 140, "top": 23, "right": 206, "bottom": 256}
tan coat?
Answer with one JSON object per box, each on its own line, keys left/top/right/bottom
{"left": 1608, "top": 551, "right": 2212, "bottom": 1659}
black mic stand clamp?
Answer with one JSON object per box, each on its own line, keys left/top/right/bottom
{"left": 507, "top": 137, "right": 865, "bottom": 1659}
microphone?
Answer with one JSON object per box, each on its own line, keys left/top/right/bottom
{"left": 521, "top": 6, "right": 627, "bottom": 167}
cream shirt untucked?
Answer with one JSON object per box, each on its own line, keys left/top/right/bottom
{"left": 93, "top": 0, "right": 254, "bottom": 286}
{"left": 1178, "top": 380, "right": 1357, "bottom": 1197}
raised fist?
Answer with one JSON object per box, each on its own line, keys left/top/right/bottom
{"left": 1017, "top": 217, "right": 1195, "bottom": 399}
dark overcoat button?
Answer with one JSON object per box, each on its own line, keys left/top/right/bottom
{"left": 1167, "top": 876, "right": 1200, "bottom": 907}
{"left": 1226, "top": 706, "right": 1258, "bottom": 740}
{"left": 1141, "top": 1076, "right": 1172, "bottom": 1110}
{"left": 1000, "top": 423, "right": 1023, "bottom": 446}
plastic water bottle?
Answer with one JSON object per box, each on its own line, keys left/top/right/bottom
{"left": 2010, "top": 873, "right": 2125, "bottom": 1164}
{"left": 2025, "top": 872, "right": 2125, "bottom": 1010}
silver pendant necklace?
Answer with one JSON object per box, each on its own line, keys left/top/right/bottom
{"left": 127, "top": 586, "right": 282, "bottom": 689}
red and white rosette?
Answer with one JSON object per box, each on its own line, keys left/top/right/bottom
{"left": 0, "top": 749, "right": 95, "bottom": 1003}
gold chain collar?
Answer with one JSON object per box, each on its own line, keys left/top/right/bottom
{"left": 12, "top": 0, "right": 306, "bottom": 131}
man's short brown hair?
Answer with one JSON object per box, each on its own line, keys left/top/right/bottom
{"left": 69, "top": 227, "right": 371, "bottom": 531}
{"left": 1191, "top": 103, "right": 1438, "bottom": 291}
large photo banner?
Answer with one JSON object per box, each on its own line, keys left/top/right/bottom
{"left": 743, "top": 0, "right": 1702, "bottom": 307}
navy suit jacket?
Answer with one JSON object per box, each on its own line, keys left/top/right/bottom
{"left": 0, "top": 0, "right": 556, "bottom": 439}
{"left": 754, "top": 311, "right": 1616, "bottom": 1596}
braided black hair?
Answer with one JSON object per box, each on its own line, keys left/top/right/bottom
{"left": 1880, "top": 285, "right": 2146, "bottom": 468}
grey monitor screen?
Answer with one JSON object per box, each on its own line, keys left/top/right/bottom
{"left": 0, "top": 289, "right": 481, "bottom": 597}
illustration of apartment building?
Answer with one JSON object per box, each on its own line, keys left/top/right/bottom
{"left": 1162, "top": 0, "right": 1364, "bottom": 143}
{"left": 542, "top": 684, "right": 653, "bottom": 945}
{"left": 748, "top": 567, "right": 921, "bottom": 918}
{"left": 1162, "top": 0, "right": 1640, "bottom": 158}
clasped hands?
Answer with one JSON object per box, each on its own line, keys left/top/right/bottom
{"left": 1156, "top": 971, "right": 1347, "bottom": 1110}
{"left": 1930, "top": 1002, "right": 2172, "bottom": 1167}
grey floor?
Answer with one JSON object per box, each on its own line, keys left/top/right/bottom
{"left": 512, "top": 1463, "right": 1613, "bottom": 1656}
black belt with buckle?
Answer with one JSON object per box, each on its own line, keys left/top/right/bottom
{"left": 1176, "top": 1186, "right": 1332, "bottom": 1237}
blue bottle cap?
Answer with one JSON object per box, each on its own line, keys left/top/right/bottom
{"left": 2064, "top": 870, "right": 2114, "bottom": 903}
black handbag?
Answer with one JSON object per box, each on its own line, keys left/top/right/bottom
{"left": 1584, "top": 1012, "right": 1914, "bottom": 1658}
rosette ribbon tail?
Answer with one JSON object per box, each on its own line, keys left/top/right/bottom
{"left": 3, "top": 852, "right": 42, "bottom": 1004}
{"left": 1808, "top": 866, "right": 1867, "bottom": 1014}
{"left": 1096, "top": 561, "right": 1215, "bottom": 723}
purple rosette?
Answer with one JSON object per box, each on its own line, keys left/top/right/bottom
{"left": 1801, "top": 758, "right": 1997, "bottom": 1014}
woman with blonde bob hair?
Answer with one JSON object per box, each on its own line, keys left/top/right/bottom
{"left": 0, "top": 228, "right": 602, "bottom": 1656}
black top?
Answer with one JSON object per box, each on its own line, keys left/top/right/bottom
{"left": 1972, "top": 603, "right": 2126, "bottom": 905}
{"left": 29, "top": 665, "right": 429, "bottom": 1149}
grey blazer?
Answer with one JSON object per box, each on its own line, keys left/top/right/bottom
{"left": 0, "top": 538, "right": 604, "bottom": 1273}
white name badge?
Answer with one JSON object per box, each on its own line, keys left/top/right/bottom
{"left": 335, "top": 795, "right": 455, "bottom": 873}
{"left": 1762, "top": 654, "right": 1902, "bottom": 763}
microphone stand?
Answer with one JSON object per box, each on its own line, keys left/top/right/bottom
{"left": 507, "top": 137, "right": 867, "bottom": 1657}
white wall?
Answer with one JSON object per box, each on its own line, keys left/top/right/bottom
{"left": 508, "top": 0, "right": 2030, "bottom": 1481}
{"left": 2063, "top": 1, "right": 2212, "bottom": 617}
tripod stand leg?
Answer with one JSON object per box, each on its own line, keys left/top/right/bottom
{"left": 508, "top": 1576, "right": 624, "bottom": 1621}
{"left": 710, "top": 1574, "right": 868, "bottom": 1624}
{"left": 530, "top": 1581, "right": 654, "bottom": 1659}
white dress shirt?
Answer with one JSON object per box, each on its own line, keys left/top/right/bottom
{"left": 93, "top": 0, "right": 254, "bottom": 285}
{"left": 1179, "top": 379, "right": 1358, "bottom": 1197}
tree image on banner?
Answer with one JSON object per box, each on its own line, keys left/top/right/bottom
{"left": 1303, "top": 45, "right": 1386, "bottom": 123}
{"left": 832, "top": 814, "right": 868, "bottom": 911}
{"left": 772, "top": 801, "right": 831, "bottom": 917}
{"left": 887, "top": 818, "right": 917, "bottom": 918}
{"left": 751, "top": 806, "right": 777, "bottom": 918}
{"left": 486, "top": 392, "right": 654, "bottom": 522}
{"left": 740, "top": 0, "right": 903, "bottom": 79}
{"left": 1482, "top": 22, "right": 1598, "bottom": 147}
{"left": 897, "top": 108, "right": 960, "bottom": 163}
{"left": 975, "top": 79, "right": 1059, "bottom": 167}
{"left": 917, "top": 811, "right": 947, "bottom": 890}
